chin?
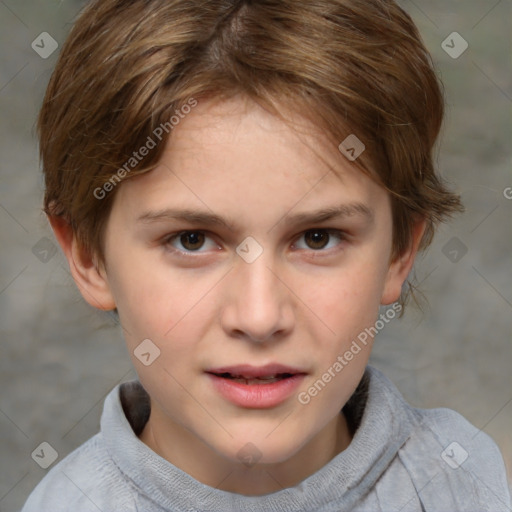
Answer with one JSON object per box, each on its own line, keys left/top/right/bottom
{"left": 217, "top": 433, "right": 306, "bottom": 467}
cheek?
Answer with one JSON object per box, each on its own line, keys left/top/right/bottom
{"left": 112, "top": 270, "right": 208, "bottom": 408}
{"left": 294, "top": 263, "right": 384, "bottom": 341}
{"left": 108, "top": 259, "right": 217, "bottom": 363}
{"left": 294, "top": 269, "right": 382, "bottom": 422}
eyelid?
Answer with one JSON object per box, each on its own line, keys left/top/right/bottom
{"left": 291, "top": 228, "right": 347, "bottom": 252}
{"left": 163, "top": 230, "right": 220, "bottom": 256}
{"left": 162, "top": 228, "right": 347, "bottom": 256}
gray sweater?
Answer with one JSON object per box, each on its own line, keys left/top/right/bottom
{"left": 22, "top": 366, "right": 511, "bottom": 511}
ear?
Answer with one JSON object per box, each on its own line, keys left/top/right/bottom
{"left": 380, "top": 217, "right": 427, "bottom": 305}
{"left": 49, "top": 215, "right": 116, "bottom": 311}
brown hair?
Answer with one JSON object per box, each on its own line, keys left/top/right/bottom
{"left": 38, "top": 0, "right": 463, "bottom": 311}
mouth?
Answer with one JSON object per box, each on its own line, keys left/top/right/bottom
{"left": 205, "top": 364, "right": 307, "bottom": 408}
{"left": 205, "top": 363, "right": 307, "bottom": 382}
{"left": 207, "top": 372, "right": 296, "bottom": 385}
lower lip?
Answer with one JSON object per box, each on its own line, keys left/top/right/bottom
{"left": 207, "top": 373, "right": 306, "bottom": 408}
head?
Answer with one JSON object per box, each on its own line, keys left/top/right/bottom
{"left": 40, "top": 0, "right": 463, "bottom": 481}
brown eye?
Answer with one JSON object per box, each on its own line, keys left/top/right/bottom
{"left": 163, "top": 230, "right": 220, "bottom": 257}
{"left": 178, "top": 231, "right": 205, "bottom": 251}
{"left": 304, "top": 230, "right": 330, "bottom": 250}
{"left": 294, "top": 229, "right": 345, "bottom": 252}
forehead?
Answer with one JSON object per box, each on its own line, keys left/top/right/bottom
{"left": 112, "top": 95, "right": 389, "bottom": 229}
{"left": 166, "top": 95, "right": 337, "bottom": 175}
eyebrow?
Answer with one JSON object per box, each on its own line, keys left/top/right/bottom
{"left": 282, "top": 203, "right": 374, "bottom": 226}
{"left": 136, "top": 202, "right": 374, "bottom": 231}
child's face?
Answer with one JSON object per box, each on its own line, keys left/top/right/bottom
{"left": 94, "top": 95, "right": 417, "bottom": 474}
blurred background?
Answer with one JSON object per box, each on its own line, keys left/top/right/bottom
{"left": 0, "top": 0, "right": 511, "bottom": 510}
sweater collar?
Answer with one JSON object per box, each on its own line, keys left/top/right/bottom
{"left": 101, "top": 366, "right": 416, "bottom": 511}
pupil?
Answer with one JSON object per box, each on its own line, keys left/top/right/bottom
{"left": 306, "top": 230, "right": 328, "bottom": 249}
{"left": 181, "top": 232, "right": 204, "bottom": 250}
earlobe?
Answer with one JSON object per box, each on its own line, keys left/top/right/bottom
{"left": 48, "top": 215, "right": 116, "bottom": 311}
{"left": 380, "top": 218, "right": 427, "bottom": 305}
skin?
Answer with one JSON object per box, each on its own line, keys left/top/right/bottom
{"left": 51, "top": 95, "right": 425, "bottom": 495}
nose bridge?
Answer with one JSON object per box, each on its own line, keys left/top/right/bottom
{"left": 237, "top": 246, "right": 281, "bottom": 308}
{"left": 234, "top": 235, "right": 278, "bottom": 294}
{"left": 223, "top": 241, "right": 293, "bottom": 342}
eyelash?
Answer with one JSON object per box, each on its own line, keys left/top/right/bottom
{"left": 162, "top": 229, "right": 347, "bottom": 257}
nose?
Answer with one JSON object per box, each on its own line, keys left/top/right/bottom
{"left": 220, "top": 252, "right": 295, "bottom": 344}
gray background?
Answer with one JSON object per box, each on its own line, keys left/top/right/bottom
{"left": 1, "top": 0, "right": 511, "bottom": 510}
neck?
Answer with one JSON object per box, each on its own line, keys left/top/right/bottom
{"left": 139, "top": 406, "right": 351, "bottom": 495}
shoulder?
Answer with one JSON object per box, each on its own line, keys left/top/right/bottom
{"left": 21, "top": 433, "right": 137, "bottom": 512}
{"left": 398, "top": 405, "right": 511, "bottom": 511}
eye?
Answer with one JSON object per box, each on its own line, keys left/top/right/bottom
{"left": 293, "top": 229, "right": 345, "bottom": 251}
{"left": 164, "top": 231, "right": 218, "bottom": 254}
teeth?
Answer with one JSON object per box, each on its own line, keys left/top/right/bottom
{"left": 237, "top": 377, "right": 282, "bottom": 385}
{"left": 214, "top": 372, "right": 295, "bottom": 384}
{"left": 222, "top": 373, "right": 293, "bottom": 384}
{"left": 226, "top": 373, "right": 278, "bottom": 380}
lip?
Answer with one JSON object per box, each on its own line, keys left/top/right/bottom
{"left": 205, "top": 364, "right": 307, "bottom": 409}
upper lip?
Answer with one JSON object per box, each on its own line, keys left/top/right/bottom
{"left": 205, "top": 364, "right": 307, "bottom": 378}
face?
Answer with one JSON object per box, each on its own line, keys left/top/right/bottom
{"left": 74, "top": 95, "right": 418, "bottom": 485}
